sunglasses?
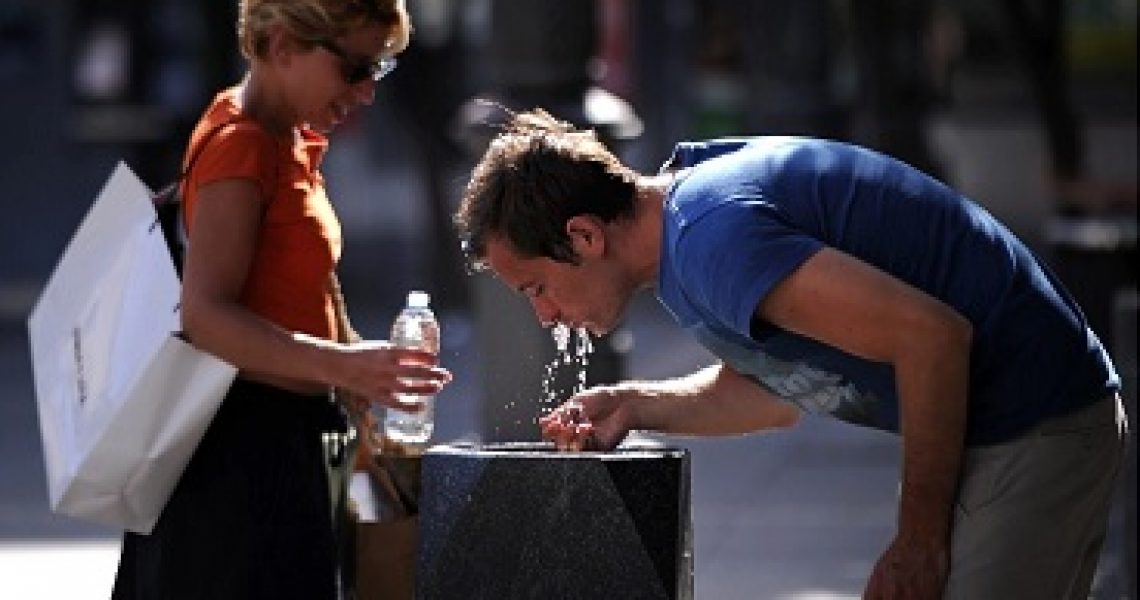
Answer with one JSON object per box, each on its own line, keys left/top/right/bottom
{"left": 315, "top": 39, "right": 397, "bottom": 84}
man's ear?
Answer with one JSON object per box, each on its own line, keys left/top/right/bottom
{"left": 566, "top": 215, "right": 605, "bottom": 258}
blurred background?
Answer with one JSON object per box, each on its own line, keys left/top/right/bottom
{"left": 0, "top": 0, "right": 1135, "bottom": 597}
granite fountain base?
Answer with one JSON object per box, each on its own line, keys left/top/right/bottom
{"left": 416, "top": 443, "right": 692, "bottom": 599}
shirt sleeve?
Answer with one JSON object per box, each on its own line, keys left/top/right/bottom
{"left": 191, "top": 122, "right": 278, "bottom": 201}
{"left": 672, "top": 199, "right": 823, "bottom": 339}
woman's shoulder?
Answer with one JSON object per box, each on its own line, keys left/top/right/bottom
{"left": 188, "top": 99, "right": 277, "bottom": 190}
{"left": 192, "top": 88, "right": 276, "bottom": 155}
{"left": 213, "top": 121, "right": 276, "bottom": 154}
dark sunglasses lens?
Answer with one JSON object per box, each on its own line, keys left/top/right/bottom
{"left": 346, "top": 64, "right": 370, "bottom": 84}
{"left": 347, "top": 60, "right": 395, "bottom": 84}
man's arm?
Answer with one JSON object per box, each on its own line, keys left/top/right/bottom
{"left": 759, "top": 247, "right": 972, "bottom": 597}
{"left": 542, "top": 362, "right": 801, "bottom": 451}
{"left": 621, "top": 363, "right": 801, "bottom": 436}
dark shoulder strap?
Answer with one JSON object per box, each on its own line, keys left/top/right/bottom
{"left": 329, "top": 273, "right": 361, "bottom": 344}
{"left": 153, "top": 116, "right": 275, "bottom": 274}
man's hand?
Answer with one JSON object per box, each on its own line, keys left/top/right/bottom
{"left": 863, "top": 534, "right": 949, "bottom": 600}
{"left": 539, "top": 386, "right": 634, "bottom": 451}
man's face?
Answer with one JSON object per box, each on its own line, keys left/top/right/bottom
{"left": 483, "top": 231, "right": 633, "bottom": 336}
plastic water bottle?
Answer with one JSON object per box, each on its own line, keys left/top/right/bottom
{"left": 384, "top": 290, "right": 440, "bottom": 447}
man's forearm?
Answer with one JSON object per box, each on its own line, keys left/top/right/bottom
{"left": 894, "top": 327, "right": 970, "bottom": 546}
{"left": 617, "top": 363, "right": 800, "bottom": 436}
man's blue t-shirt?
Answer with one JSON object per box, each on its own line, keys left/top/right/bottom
{"left": 656, "top": 137, "right": 1119, "bottom": 445}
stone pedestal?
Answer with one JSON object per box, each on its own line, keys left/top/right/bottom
{"left": 416, "top": 443, "right": 692, "bottom": 599}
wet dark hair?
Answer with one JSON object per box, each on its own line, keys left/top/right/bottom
{"left": 454, "top": 107, "right": 638, "bottom": 269}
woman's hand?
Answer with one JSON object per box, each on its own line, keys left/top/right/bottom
{"left": 539, "top": 386, "right": 635, "bottom": 451}
{"left": 335, "top": 340, "right": 452, "bottom": 410}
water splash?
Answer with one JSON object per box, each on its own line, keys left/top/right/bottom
{"left": 573, "top": 327, "right": 593, "bottom": 395}
{"left": 539, "top": 324, "right": 595, "bottom": 417}
{"left": 552, "top": 322, "right": 572, "bottom": 354}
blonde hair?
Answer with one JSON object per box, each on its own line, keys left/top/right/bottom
{"left": 238, "top": 0, "right": 410, "bottom": 59}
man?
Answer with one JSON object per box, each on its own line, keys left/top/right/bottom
{"left": 454, "top": 109, "right": 1127, "bottom": 599}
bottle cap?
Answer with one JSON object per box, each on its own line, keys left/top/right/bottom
{"left": 407, "top": 290, "right": 430, "bottom": 308}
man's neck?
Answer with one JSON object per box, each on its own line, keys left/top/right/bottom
{"left": 625, "top": 173, "right": 674, "bottom": 288}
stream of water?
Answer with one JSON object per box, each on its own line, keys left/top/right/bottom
{"left": 539, "top": 323, "right": 594, "bottom": 417}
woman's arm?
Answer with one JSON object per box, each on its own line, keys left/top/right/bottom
{"left": 180, "top": 178, "right": 449, "bottom": 405}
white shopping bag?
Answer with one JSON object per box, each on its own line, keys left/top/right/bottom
{"left": 27, "top": 162, "right": 237, "bottom": 534}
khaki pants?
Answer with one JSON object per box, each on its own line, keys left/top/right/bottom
{"left": 946, "top": 395, "right": 1129, "bottom": 599}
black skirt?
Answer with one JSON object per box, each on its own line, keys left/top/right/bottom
{"left": 112, "top": 379, "right": 349, "bottom": 600}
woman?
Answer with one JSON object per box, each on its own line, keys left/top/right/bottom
{"left": 113, "top": 1, "right": 451, "bottom": 598}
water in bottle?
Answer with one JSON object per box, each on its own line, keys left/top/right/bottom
{"left": 384, "top": 290, "right": 441, "bottom": 446}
